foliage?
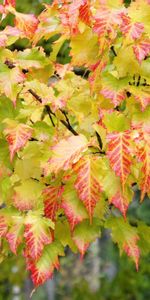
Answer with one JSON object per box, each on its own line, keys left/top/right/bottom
{"left": 0, "top": 0, "right": 149, "bottom": 289}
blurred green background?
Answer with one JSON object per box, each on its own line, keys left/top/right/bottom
{"left": 0, "top": 0, "right": 149, "bottom": 299}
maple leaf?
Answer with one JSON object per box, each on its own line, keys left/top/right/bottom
{"left": 100, "top": 73, "right": 128, "bottom": 107}
{"left": 0, "top": 63, "right": 25, "bottom": 105}
{"left": 24, "top": 79, "right": 55, "bottom": 105}
{"left": 110, "top": 191, "right": 129, "bottom": 219}
{"left": 73, "top": 156, "right": 102, "bottom": 222}
{"left": 57, "top": 0, "right": 91, "bottom": 35}
{"left": 133, "top": 40, "right": 150, "bottom": 63}
{"left": 44, "top": 135, "right": 88, "bottom": 175}
{"left": 123, "top": 236, "right": 140, "bottom": 271}
{"left": 73, "top": 219, "right": 100, "bottom": 258}
{"left": 0, "top": 26, "right": 20, "bottom": 47}
{"left": 4, "top": 121, "right": 33, "bottom": 161}
{"left": 133, "top": 122, "right": 150, "bottom": 201}
{"left": 120, "top": 14, "right": 144, "bottom": 40}
{"left": 43, "top": 186, "right": 63, "bottom": 221}
{"left": 6, "top": 216, "right": 24, "bottom": 254}
{"left": 106, "top": 216, "right": 140, "bottom": 270}
{"left": 107, "top": 131, "right": 132, "bottom": 189}
{"left": 4, "top": 0, "right": 15, "bottom": 6}
{"left": 12, "top": 179, "right": 43, "bottom": 211}
{"left": 62, "top": 183, "right": 88, "bottom": 231}
{"left": 15, "top": 48, "right": 49, "bottom": 70}
{"left": 79, "top": 0, "right": 91, "bottom": 25}
{"left": 0, "top": 214, "right": 8, "bottom": 238}
{"left": 7, "top": 6, "right": 39, "bottom": 40}
{"left": 70, "top": 28, "right": 99, "bottom": 67}
{"left": 24, "top": 214, "right": 53, "bottom": 260}
{"left": 26, "top": 241, "right": 64, "bottom": 286}
{"left": 93, "top": 7, "right": 122, "bottom": 39}
{"left": 135, "top": 95, "right": 150, "bottom": 112}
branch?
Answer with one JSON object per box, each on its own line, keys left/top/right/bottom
{"left": 111, "top": 46, "right": 117, "bottom": 57}
{"left": 95, "top": 131, "right": 103, "bottom": 150}
{"left": 28, "top": 89, "right": 78, "bottom": 136}
{"left": 45, "top": 105, "right": 55, "bottom": 127}
{"left": 28, "top": 89, "right": 42, "bottom": 103}
{"left": 95, "top": 131, "right": 106, "bottom": 154}
{"left": 60, "top": 109, "right": 78, "bottom": 136}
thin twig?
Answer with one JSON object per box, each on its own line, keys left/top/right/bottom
{"left": 95, "top": 131, "right": 103, "bottom": 150}
{"left": 28, "top": 89, "right": 78, "bottom": 136}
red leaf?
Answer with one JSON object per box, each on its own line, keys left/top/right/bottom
{"left": 43, "top": 186, "right": 63, "bottom": 221}
{"left": 4, "top": 123, "right": 33, "bottom": 161}
{"left": 6, "top": 217, "right": 23, "bottom": 254}
{"left": 27, "top": 258, "right": 56, "bottom": 287}
{"left": 4, "top": 0, "right": 15, "bottom": 7}
{"left": 110, "top": 191, "right": 129, "bottom": 219}
{"left": 79, "top": 0, "right": 91, "bottom": 25}
{"left": 44, "top": 135, "right": 88, "bottom": 175}
{"left": 15, "top": 12, "right": 39, "bottom": 39}
{"left": 133, "top": 123, "right": 150, "bottom": 201}
{"left": 24, "top": 216, "right": 53, "bottom": 260}
{"left": 73, "top": 156, "right": 102, "bottom": 222}
{"left": 101, "top": 87, "right": 126, "bottom": 107}
{"left": 62, "top": 188, "right": 87, "bottom": 231}
{"left": 93, "top": 8, "right": 122, "bottom": 39}
{"left": 0, "top": 215, "right": 8, "bottom": 238}
{"left": 135, "top": 95, "right": 150, "bottom": 111}
{"left": 107, "top": 131, "right": 132, "bottom": 188}
{"left": 121, "top": 15, "right": 144, "bottom": 40}
{"left": 123, "top": 236, "right": 140, "bottom": 271}
{"left": 133, "top": 40, "right": 150, "bottom": 63}
{"left": 73, "top": 238, "right": 89, "bottom": 258}
{"left": 0, "top": 26, "right": 20, "bottom": 47}
{"left": 26, "top": 241, "right": 63, "bottom": 286}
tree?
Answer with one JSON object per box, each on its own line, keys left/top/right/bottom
{"left": 0, "top": 0, "right": 150, "bottom": 288}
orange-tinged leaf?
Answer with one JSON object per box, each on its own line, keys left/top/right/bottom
{"left": 24, "top": 215, "right": 53, "bottom": 260}
{"left": 43, "top": 186, "right": 64, "bottom": 221}
{"left": 93, "top": 7, "right": 122, "bottom": 39}
{"left": 4, "top": 0, "right": 15, "bottom": 6}
{"left": 106, "top": 216, "right": 140, "bottom": 270}
{"left": 73, "top": 219, "right": 100, "bottom": 258}
{"left": 57, "top": 0, "right": 91, "bottom": 35}
{"left": 133, "top": 122, "right": 150, "bottom": 201}
{"left": 12, "top": 179, "right": 44, "bottom": 212}
{"left": 6, "top": 216, "right": 24, "bottom": 254}
{"left": 44, "top": 135, "right": 88, "bottom": 175}
{"left": 73, "top": 156, "right": 102, "bottom": 222}
{"left": 110, "top": 190, "right": 129, "bottom": 219}
{"left": 123, "top": 236, "right": 140, "bottom": 271}
{"left": 0, "top": 26, "right": 20, "bottom": 47}
{"left": 62, "top": 185, "right": 88, "bottom": 231}
{"left": 4, "top": 122, "right": 33, "bottom": 161}
{"left": 15, "top": 12, "right": 39, "bottom": 39}
{"left": 107, "top": 131, "right": 132, "bottom": 188}
{"left": 133, "top": 40, "right": 150, "bottom": 63}
{"left": 26, "top": 241, "right": 64, "bottom": 286}
{"left": 0, "top": 215, "right": 8, "bottom": 238}
{"left": 73, "top": 238, "right": 89, "bottom": 258}
{"left": 79, "top": 0, "right": 91, "bottom": 25}
{"left": 135, "top": 95, "right": 150, "bottom": 112}
{"left": 121, "top": 14, "right": 144, "bottom": 40}
{"left": 7, "top": 6, "right": 39, "bottom": 40}
{"left": 101, "top": 87, "right": 126, "bottom": 107}
{"left": 0, "top": 64, "right": 25, "bottom": 105}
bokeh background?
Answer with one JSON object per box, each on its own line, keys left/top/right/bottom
{"left": 0, "top": 1, "right": 149, "bottom": 299}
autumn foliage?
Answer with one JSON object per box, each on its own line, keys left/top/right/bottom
{"left": 0, "top": 0, "right": 150, "bottom": 287}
